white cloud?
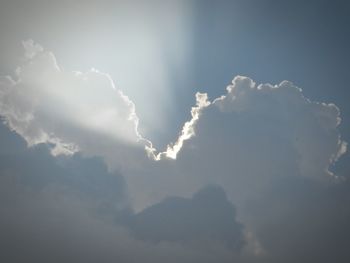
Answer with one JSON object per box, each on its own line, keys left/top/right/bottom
{"left": 0, "top": 41, "right": 210, "bottom": 167}
{"left": 0, "top": 40, "right": 151, "bottom": 161}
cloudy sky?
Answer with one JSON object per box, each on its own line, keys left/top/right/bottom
{"left": 1, "top": 1, "right": 350, "bottom": 262}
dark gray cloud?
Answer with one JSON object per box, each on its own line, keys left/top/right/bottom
{"left": 244, "top": 175, "right": 350, "bottom": 263}
{"left": 126, "top": 185, "right": 244, "bottom": 250}
{"left": 0, "top": 121, "right": 129, "bottom": 262}
{"left": 0, "top": 120, "right": 128, "bottom": 208}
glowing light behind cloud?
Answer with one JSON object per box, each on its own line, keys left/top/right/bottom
{"left": 147, "top": 92, "right": 211, "bottom": 160}
{"left": 59, "top": 0, "right": 195, "bottom": 138}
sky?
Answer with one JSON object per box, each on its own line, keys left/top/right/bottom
{"left": 0, "top": 1, "right": 350, "bottom": 262}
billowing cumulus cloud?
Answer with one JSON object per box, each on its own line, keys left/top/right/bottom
{"left": 126, "top": 75, "right": 347, "bottom": 212}
{"left": 183, "top": 76, "right": 346, "bottom": 191}
{"left": 0, "top": 41, "right": 347, "bottom": 207}
{"left": 213, "top": 76, "right": 346, "bottom": 179}
{"left": 1, "top": 41, "right": 350, "bottom": 263}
